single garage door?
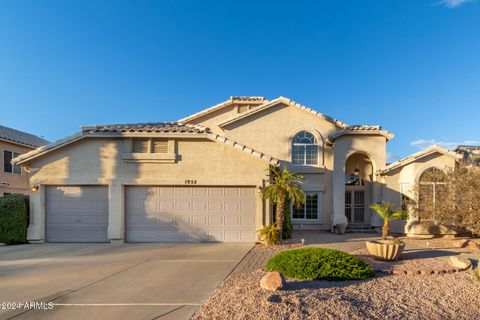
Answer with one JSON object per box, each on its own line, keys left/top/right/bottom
{"left": 125, "top": 186, "right": 256, "bottom": 242}
{"left": 46, "top": 186, "right": 108, "bottom": 242}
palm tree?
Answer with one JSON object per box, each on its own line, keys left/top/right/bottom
{"left": 370, "top": 202, "right": 407, "bottom": 240}
{"left": 261, "top": 167, "right": 305, "bottom": 243}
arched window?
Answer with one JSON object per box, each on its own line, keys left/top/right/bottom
{"left": 418, "top": 168, "right": 447, "bottom": 220}
{"left": 292, "top": 131, "right": 318, "bottom": 165}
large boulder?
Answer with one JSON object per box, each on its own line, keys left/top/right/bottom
{"left": 260, "top": 272, "right": 286, "bottom": 291}
{"left": 449, "top": 255, "right": 472, "bottom": 270}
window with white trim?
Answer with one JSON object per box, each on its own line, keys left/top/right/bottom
{"left": 3, "top": 150, "right": 21, "bottom": 174}
{"left": 418, "top": 167, "right": 447, "bottom": 220}
{"left": 292, "top": 193, "right": 319, "bottom": 220}
{"left": 292, "top": 131, "right": 318, "bottom": 165}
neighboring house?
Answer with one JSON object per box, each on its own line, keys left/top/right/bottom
{"left": 12, "top": 96, "right": 464, "bottom": 243}
{"left": 0, "top": 125, "right": 49, "bottom": 196}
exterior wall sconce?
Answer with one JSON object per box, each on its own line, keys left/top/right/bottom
{"left": 31, "top": 185, "right": 39, "bottom": 192}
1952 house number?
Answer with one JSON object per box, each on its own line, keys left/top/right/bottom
{"left": 184, "top": 179, "right": 197, "bottom": 185}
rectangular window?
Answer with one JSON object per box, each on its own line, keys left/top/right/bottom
{"left": 152, "top": 139, "right": 168, "bottom": 153}
{"left": 305, "top": 145, "right": 318, "bottom": 164}
{"left": 3, "top": 151, "right": 21, "bottom": 174}
{"left": 292, "top": 193, "right": 319, "bottom": 220}
{"left": 132, "top": 139, "right": 149, "bottom": 153}
{"left": 292, "top": 145, "right": 318, "bottom": 165}
{"left": 292, "top": 145, "right": 305, "bottom": 164}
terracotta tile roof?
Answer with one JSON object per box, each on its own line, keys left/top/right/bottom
{"left": 378, "top": 145, "right": 462, "bottom": 175}
{"left": 81, "top": 122, "right": 209, "bottom": 134}
{"left": 0, "top": 125, "right": 49, "bottom": 148}
{"left": 13, "top": 122, "right": 279, "bottom": 166}
{"left": 230, "top": 96, "right": 266, "bottom": 102}
{"left": 328, "top": 125, "right": 394, "bottom": 142}
{"left": 217, "top": 96, "right": 349, "bottom": 129}
{"left": 178, "top": 97, "right": 268, "bottom": 123}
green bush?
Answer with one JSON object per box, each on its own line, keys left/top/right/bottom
{"left": 266, "top": 248, "right": 375, "bottom": 281}
{"left": 258, "top": 224, "right": 280, "bottom": 246}
{"left": 0, "top": 194, "right": 29, "bottom": 245}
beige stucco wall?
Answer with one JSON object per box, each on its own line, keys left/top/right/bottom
{"left": 383, "top": 152, "right": 458, "bottom": 235}
{"left": 191, "top": 103, "right": 342, "bottom": 230}
{"left": 25, "top": 137, "right": 270, "bottom": 242}
{"left": 332, "top": 135, "right": 387, "bottom": 227}
{"left": 0, "top": 140, "right": 33, "bottom": 196}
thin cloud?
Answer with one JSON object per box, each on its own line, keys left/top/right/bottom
{"left": 410, "top": 139, "right": 480, "bottom": 150}
{"left": 386, "top": 152, "right": 400, "bottom": 163}
{"left": 435, "top": 0, "right": 473, "bottom": 8}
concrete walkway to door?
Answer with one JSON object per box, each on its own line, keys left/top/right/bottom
{"left": 0, "top": 242, "right": 253, "bottom": 320}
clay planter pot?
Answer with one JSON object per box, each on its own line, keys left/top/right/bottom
{"left": 365, "top": 240, "right": 405, "bottom": 261}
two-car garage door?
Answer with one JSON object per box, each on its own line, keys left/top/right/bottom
{"left": 45, "top": 185, "right": 256, "bottom": 243}
{"left": 125, "top": 186, "right": 257, "bottom": 243}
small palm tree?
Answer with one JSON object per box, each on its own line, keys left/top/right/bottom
{"left": 261, "top": 167, "right": 305, "bottom": 243}
{"left": 370, "top": 202, "right": 407, "bottom": 240}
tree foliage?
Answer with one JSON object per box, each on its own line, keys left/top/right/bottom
{"left": 261, "top": 167, "right": 304, "bottom": 243}
{"left": 413, "top": 165, "right": 480, "bottom": 235}
{"left": 0, "top": 194, "right": 29, "bottom": 245}
{"left": 370, "top": 202, "right": 407, "bottom": 240}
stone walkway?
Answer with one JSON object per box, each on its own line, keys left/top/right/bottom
{"left": 231, "top": 246, "right": 279, "bottom": 274}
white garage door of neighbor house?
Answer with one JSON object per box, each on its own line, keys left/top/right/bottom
{"left": 46, "top": 186, "right": 109, "bottom": 243}
{"left": 125, "top": 186, "right": 257, "bottom": 243}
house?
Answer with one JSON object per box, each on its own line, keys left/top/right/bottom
{"left": 0, "top": 125, "right": 49, "bottom": 196}
{"left": 12, "top": 96, "right": 463, "bottom": 243}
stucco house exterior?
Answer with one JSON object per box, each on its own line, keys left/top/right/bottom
{"left": 12, "top": 96, "right": 466, "bottom": 243}
{"left": 0, "top": 125, "right": 49, "bottom": 196}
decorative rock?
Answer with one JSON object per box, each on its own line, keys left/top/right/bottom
{"left": 449, "top": 255, "right": 472, "bottom": 270}
{"left": 455, "top": 239, "right": 470, "bottom": 248}
{"left": 260, "top": 272, "right": 286, "bottom": 291}
{"left": 267, "top": 295, "right": 282, "bottom": 303}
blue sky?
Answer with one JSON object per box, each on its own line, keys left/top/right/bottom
{"left": 1, "top": 0, "right": 479, "bottom": 161}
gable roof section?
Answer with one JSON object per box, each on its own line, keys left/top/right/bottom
{"left": 0, "top": 125, "right": 49, "bottom": 148}
{"left": 178, "top": 96, "right": 267, "bottom": 123}
{"left": 328, "top": 125, "right": 394, "bottom": 142}
{"left": 217, "top": 96, "right": 349, "bottom": 129}
{"left": 378, "top": 145, "right": 462, "bottom": 175}
{"left": 13, "top": 122, "right": 279, "bottom": 166}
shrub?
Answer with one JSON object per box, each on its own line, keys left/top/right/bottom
{"left": 412, "top": 165, "right": 480, "bottom": 235}
{"left": 266, "top": 248, "right": 375, "bottom": 281}
{"left": 258, "top": 224, "right": 280, "bottom": 246}
{"left": 0, "top": 194, "right": 29, "bottom": 245}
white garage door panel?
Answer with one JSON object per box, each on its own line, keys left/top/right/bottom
{"left": 46, "top": 186, "right": 108, "bottom": 243}
{"left": 125, "top": 186, "right": 256, "bottom": 243}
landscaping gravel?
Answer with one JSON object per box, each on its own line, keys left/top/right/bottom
{"left": 193, "top": 268, "right": 480, "bottom": 320}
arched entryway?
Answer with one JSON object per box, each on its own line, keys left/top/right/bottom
{"left": 344, "top": 153, "right": 374, "bottom": 224}
{"left": 418, "top": 167, "right": 447, "bottom": 220}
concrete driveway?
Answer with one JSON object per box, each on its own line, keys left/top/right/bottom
{"left": 0, "top": 243, "right": 252, "bottom": 320}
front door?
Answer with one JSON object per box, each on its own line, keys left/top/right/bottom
{"left": 345, "top": 187, "right": 366, "bottom": 224}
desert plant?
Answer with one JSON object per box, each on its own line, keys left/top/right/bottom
{"left": 283, "top": 198, "right": 292, "bottom": 239}
{"left": 412, "top": 165, "right": 480, "bottom": 235}
{"left": 261, "top": 167, "right": 304, "bottom": 243}
{"left": 266, "top": 248, "right": 374, "bottom": 281}
{"left": 258, "top": 224, "right": 280, "bottom": 246}
{"left": 370, "top": 202, "right": 407, "bottom": 240}
{"left": 0, "top": 194, "right": 29, "bottom": 245}
{"left": 473, "top": 267, "right": 480, "bottom": 283}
